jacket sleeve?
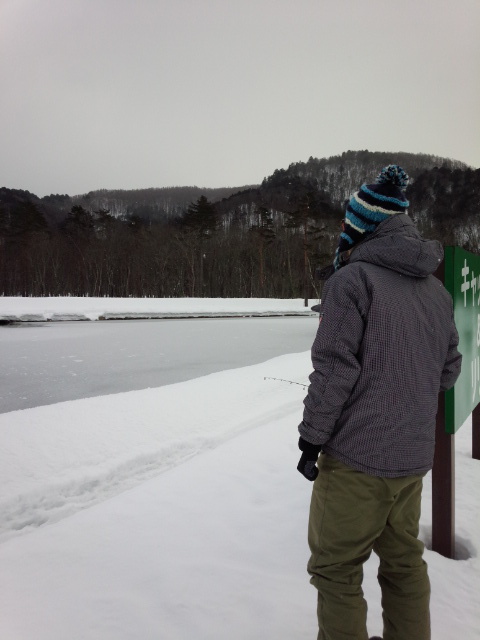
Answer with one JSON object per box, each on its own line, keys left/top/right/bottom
{"left": 299, "top": 272, "right": 366, "bottom": 445}
{"left": 440, "top": 311, "right": 462, "bottom": 391}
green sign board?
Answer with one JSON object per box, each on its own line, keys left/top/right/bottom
{"left": 444, "top": 246, "right": 480, "bottom": 433}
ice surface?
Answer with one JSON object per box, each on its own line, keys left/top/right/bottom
{"left": 0, "top": 316, "right": 316, "bottom": 413}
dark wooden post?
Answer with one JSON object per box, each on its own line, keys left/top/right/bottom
{"left": 432, "top": 392, "right": 455, "bottom": 558}
{"left": 472, "top": 404, "right": 480, "bottom": 460}
{"left": 431, "top": 256, "right": 455, "bottom": 558}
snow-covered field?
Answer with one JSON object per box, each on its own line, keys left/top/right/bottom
{"left": 0, "top": 299, "right": 479, "bottom": 639}
{"left": 0, "top": 297, "right": 318, "bottom": 322}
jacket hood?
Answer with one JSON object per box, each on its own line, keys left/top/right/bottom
{"left": 348, "top": 214, "right": 443, "bottom": 277}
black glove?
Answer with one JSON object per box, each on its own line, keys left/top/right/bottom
{"left": 297, "top": 436, "right": 322, "bottom": 481}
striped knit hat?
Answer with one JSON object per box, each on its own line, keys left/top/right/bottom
{"left": 333, "top": 165, "right": 410, "bottom": 270}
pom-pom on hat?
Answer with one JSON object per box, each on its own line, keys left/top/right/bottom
{"left": 333, "top": 164, "right": 410, "bottom": 270}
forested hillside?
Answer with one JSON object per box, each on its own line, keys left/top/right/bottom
{"left": 1, "top": 151, "right": 479, "bottom": 299}
{"left": 71, "top": 185, "right": 258, "bottom": 222}
{"left": 281, "top": 150, "right": 468, "bottom": 206}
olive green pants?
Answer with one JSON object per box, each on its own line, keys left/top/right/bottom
{"left": 308, "top": 453, "right": 430, "bottom": 640}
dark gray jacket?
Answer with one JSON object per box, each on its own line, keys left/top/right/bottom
{"left": 300, "top": 214, "right": 462, "bottom": 478}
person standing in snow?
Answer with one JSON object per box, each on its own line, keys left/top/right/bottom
{"left": 297, "top": 165, "right": 462, "bottom": 640}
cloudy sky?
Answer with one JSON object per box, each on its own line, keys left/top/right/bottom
{"left": 1, "top": 0, "right": 479, "bottom": 197}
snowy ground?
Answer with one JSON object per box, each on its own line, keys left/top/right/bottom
{"left": 0, "top": 299, "right": 479, "bottom": 639}
{"left": 0, "top": 297, "right": 318, "bottom": 322}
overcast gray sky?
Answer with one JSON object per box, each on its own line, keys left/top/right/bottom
{"left": 1, "top": 0, "right": 479, "bottom": 197}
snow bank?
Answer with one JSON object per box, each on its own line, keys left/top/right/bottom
{"left": 0, "top": 297, "right": 319, "bottom": 322}
{"left": 0, "top": 352, "right": 311, "bottom": 542}
{"left": 0, "top": 353, "right": 478, "bottom": 640}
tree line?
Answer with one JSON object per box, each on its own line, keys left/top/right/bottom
{"left": 0, "top": 188, "right": 340, "bottom": 300}
{"left": 1, "top": 151, "right": 479, "bottom": 299}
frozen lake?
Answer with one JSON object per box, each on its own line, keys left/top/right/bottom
{"left": 0, "top": 317, "right": 317, "bottom": 414}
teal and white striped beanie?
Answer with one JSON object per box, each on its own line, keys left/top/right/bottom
{"left": 334, "top": 165, "right": 410, "bottom": 270}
